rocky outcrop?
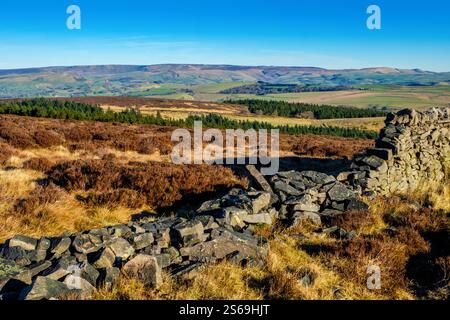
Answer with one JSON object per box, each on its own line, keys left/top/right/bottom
{"left": 342, "top": 108, "right": 450, "bottom": 195}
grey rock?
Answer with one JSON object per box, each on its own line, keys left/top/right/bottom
{"left": 108, "top": 238, "right": 135, "bottom": 262}
{"left": 291, "top": 211, "right": 321, "bottom": 226}
{"left": 90, "top": 247, "right": 116, "bottom": 269}
{"left": 122, "top": 254, "right": 162, "bottom": 288}
{"left": 331, "top": 201, "right": 346, "bottom": 211}
{"left": 293, "top": 202, "right": 320, "bottom": 213}
{"left": 361, "top": 155, "right": 387, "bottom": 172}
{"left": 0, "top": 258, "right": 25, "bottom": 281}
{"left": 9, "top": 235, "right": 38, "bottom": 251}
{"left": 277, "top": 171, "right": 304, "bottom": 181}
{"left": 345, "top": 199, "right": 369, "bottom": 211}
{"left": 172, "top": 220, "right": 204, "bottom": 238}
{"left": 221, "top": 206, "right": 248, "bottom": 228}
{"left": 19, "top": 276, "right": 75, "bottom": 300}
{"left": 0, "top": 258, "right": 32, "bottom": 294}
{"left": 109, "top": 225, "right": 132, "bottom": 237}
{"left": 72, "top": 234, "right": 103, "bottom": 254}
{"left": 63, "top": 274, "right": 96, "bottom": 298}
{"left": 50, "top": 237, "right": 72, "bottom": 256}
{"left": 162, "top": 247, "right": 181, "bottom": 264}
{"left": 132, "top": 233, "right": 154, "bottom": 250}
{"left": 242, "top": 212, "right": 273, "bottom": 225}
{"left": 196, "top": 199, "right": 222, "bottom": 214}
{"left": 289, "top": 180, "right": 306, "bottom": 191}
{"left": 250, "top": 192, "right": 271, "bottom": 214}
{"left": 0, "top": 246, "right": 32, "bottom": 267}
{"left": 98, "top": 267, "right": 120, "bottom": 290}
{"left": 180, "top": 229, "right": 267, "bottom": 264}
{"left": 28, "top": 260, "right": 52, "bottom": 277}
{"left": 327, "top": 182, "right": 355, "bottom": 202}
{"left": 155, "top": 254, "right": 171, "bottom": 269}
{"left": 273, "top": 181, "right": 301, "bottom": 196}
{"left": 74, "top": 262, "right": 100, "bottom": 287}
{"left": 302, "top": 171, "right": 336, "bottom": 185}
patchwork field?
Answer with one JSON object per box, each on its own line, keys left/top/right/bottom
{"left": 154, "top": 83, "right": 450, "bottom": 111}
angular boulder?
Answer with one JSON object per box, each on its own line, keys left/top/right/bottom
{"left": 9, "top": 235, "right": 38, "bottom": 251}
{"left": 122, "top": 254, "right": 162, "bottom": 288}
{"left": 19, "top": 276, "right": 75, "bottom": 300}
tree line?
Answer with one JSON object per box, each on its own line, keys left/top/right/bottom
{"left": 226, "top": 99, "right": 387, "bottom": 119}
{"left": 0, "top": 98, "right": 378, "bottom": 139}
{"left": 221, "top": 82, "right": 356, "bottom": 95}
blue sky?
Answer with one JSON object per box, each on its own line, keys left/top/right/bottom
{"left": 0, "top": 0, "right": 449, "bottom": 71}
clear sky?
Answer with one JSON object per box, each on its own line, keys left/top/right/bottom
{"left": 0, "top": 0, "right": 449, "bottom": 71}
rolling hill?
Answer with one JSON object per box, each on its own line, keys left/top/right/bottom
{"left": 0, "top": 64, "right": 449, "bottom": 99}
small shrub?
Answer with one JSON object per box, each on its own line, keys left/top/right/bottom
{"left": 332, "top": 210, "right": 376, "bottom": 232}
{"left": 319, "top": 235, "right": 409, "bottom": 295}
{"left": 23, "top": 157, "right": 54, "bottom": 172}
{"left": 0, "top": 126, "right": 35, "bottom": 148}
{"left": 47, "top": 160, "right": 247, "bottom": 209}
{"left": 81, "top": 189, "right": 145, "bottom": 209}
{"left": 0, "top": 141, "right": 17, "bottom": 164}
{"left": 33, "top": 129, "right": 63, "bottom": 148}
{"left": 13, "top": 183, "right": 65, "bottom": 215}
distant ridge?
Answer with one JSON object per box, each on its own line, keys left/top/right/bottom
{"left": 0, "top": 64, "right": 448, "bottom": 99}
{"left": 0, "top": 64, "right": 442, "bottom": 76}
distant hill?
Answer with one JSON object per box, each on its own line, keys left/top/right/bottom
{"left": 0, "top": 64, "right": 448, "bottom": 98}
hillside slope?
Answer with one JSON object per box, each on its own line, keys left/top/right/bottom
{"left": 0, "top": 64, "right": 449, "bottom": 98}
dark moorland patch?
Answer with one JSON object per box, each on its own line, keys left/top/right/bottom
{"left": 47, "top": 159, "right": 248, "bottom": 210}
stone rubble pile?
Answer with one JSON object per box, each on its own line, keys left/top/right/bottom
{"left": 0, "top": 189, "right": 272, "bottom": 300}
{"left": 270, "top": 170, "right": 368, "bottom": 230}
{"left": 341, "top": 107, "right": 450, "bottom": 195}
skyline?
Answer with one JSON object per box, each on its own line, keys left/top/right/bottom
{"left": 0, "top": 0, "right": 449, "bottom": 71}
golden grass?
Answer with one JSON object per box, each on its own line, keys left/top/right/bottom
{"left": 92, "top": 234, "right": 413, "bottom": 301}
{"left": 410, "top": 180, "right": 450, "bottom": 212}
{"left": 0, "top": 167, "right": 139, "bottom": 242}
{"left": 91, "top": 179, "right": 450, "bottom": 301}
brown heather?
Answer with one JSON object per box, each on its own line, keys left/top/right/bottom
{"left": 47, "top": 159, "right": 247, "bottom": 210}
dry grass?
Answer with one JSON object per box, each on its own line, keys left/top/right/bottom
{"left": 91, "top": 178, "right": 449, "bottom": 301}
{"left": 0, "top": 168, "right": 138, "bottom": 242}
{"left": 410, "top": 181, "right": 450, "bottom": 213}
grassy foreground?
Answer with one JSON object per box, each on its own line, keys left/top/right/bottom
{"left": 92, "top": 179, "right": 450, "bottom": 300}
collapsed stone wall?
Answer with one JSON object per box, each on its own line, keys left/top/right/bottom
{"left": 0, "top": 169, "right": 364, "bottom": 300}
{"left": 0, "top": 189, "right": 274, "bottom": 300}
{"left": 1, "top": 108, "right": 448, "bottom": 300}
{"left": 342, "top": 107, "right": 450, "bottom": 195}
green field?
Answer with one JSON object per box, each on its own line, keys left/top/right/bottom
{"left": 0, "top": 64, "right": 448, "bottom": 111}
{"left": 145, "top": 83, "right": 450, "bottom": 111}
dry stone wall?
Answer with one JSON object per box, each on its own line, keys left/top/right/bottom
{"left": 341, "top": 107, "right": 450, "bottom": 195}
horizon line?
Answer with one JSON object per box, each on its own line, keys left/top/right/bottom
{"left": 0, "top": 63, "right": 447, "bottom": 73}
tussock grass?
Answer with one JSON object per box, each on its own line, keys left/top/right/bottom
{"left": 92, "top": 177, "right": 449, "bottom": 301}
{"left": 0, "top": 168, "right": 137, "bottom": 242}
